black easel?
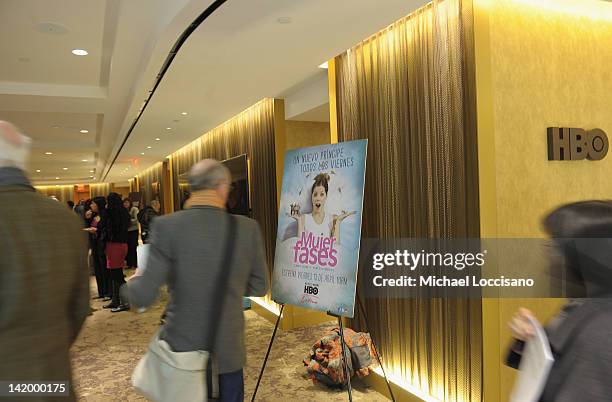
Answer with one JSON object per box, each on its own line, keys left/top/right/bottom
{"left": 251, "top": 303, "right": 285, "bottom": 402}
{"left": 251, "top": 300, "right": 395, "bottom": 402}
{"left": 356, "top": 294, "right": 396, "bottom": 402}
{"left": 327, "top": 311, "right": 353, "bottom": 402}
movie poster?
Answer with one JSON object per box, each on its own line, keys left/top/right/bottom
{"left": 272, "top": 140, "right": 367, "bottom": 317}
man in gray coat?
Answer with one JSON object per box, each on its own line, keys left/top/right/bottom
{"left": 124, "top": 159, "right": 269, "bottom": 402}
{"left": 0, "top": 121, "right": 90, "bottom": 402}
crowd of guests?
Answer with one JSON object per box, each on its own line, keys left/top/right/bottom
{"left": 67, "top": 195, "right": 161, "bottom": 312}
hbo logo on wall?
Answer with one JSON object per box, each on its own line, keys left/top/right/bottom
{"left": 547, "top": 127, "right": 609, "bottom": 161}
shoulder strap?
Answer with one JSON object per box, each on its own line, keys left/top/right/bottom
{"left": 205, "top": 213, "right": 237, "bottom": 351}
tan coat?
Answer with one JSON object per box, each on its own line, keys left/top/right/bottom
{"left": 0, "top": 185, "right": 90, "bottom": 402}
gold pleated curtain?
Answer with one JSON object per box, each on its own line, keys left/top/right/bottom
{"left": 35, "top": 185, "right": 75, "bottom": 204}
{"left": 138, "top": 162, "right": 164, "bottom": 210}
{"left": 171, "top": 99, "right": 277, "bottom": 299}
{"left": 335, "top": 0, "right": 481, "bottom": 401}
{"left": 90, "top": 183, "right": 111, "bottom": 199}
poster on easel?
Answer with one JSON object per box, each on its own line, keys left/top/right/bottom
{"left": 272, "top": 139, "right": 367, "bottom": 318}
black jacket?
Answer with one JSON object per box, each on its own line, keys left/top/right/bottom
{"left": 507, "top": 238, "right": 612, "bottom": 402}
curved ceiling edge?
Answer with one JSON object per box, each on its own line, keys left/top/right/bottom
{"left": 102, "top": 0, "right": 228, "bottom": 181}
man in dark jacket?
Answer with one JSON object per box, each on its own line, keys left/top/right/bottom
{"left": 507, "top": 201, "right": 612, "bottom": 402}
{"left": 0, "top": 121, "right": 90, "bottom": 402}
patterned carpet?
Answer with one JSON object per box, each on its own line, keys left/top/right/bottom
{"left": 71, "top": 274, "right": 387, "bottom": 401}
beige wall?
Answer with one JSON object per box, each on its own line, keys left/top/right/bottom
{"left": 113, "top": 186, "right": 130, "bottom": 199}
{"left": 475, "top": 0, "right": 612, "bottom": 400}
{"left": 267, "top": 118, "right": 333, "bottom": 329}
{"left": 285, "top": 120, "right": 331, "bottom": 149}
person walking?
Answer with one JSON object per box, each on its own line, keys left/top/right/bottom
{"left": 138, "top": 199, "right": 161, "bottom": 244}
{"left": 123, "top": 198, "right": 139, "bottom": 269}
{"left": 87, "top": 196, "right": 110, "bottom": 300}
{"left": 124, "top": 159, "right": 269, "bottom": 402}
{"left": 0, "top": 121, "right": 90, "bottom": 401}
{"left": 104, "top": 192, "right": 130, "bottom": 312}
{"left": 507, "top": 200, "right": 612, "bottom": 401}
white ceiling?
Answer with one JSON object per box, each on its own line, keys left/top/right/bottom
{"left": 0, "top": 0, "right": 205, "bottom": 185}
{"left": 0, "top": 0, "right": 429, "bottom": 185}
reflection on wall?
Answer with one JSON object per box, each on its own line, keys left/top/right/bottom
{"left": 223, "top": 154, "right": 250, "bottom": 216}
{"left": 334, "top": 0, "right": 480, "bottom": 400}
{"left": 170, "top": 99, "right": 277, "bottom": 305}
{"left": 35, "top": 185, "right": 75, "bottom": 204}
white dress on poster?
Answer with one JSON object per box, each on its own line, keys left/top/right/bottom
{"left": 303, "top": 213, "right": 332, "bottom": 237}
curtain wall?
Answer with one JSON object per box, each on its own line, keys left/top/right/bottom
{"left": 335, "top": 0, "right": 481, "bottom": 400}
{"left": 90, "top": 183, "right": 111, "bottom": 199}
{"left": 170, "top": 99, "right": 278, "bottom": 300}
{"left": 138, "top": 162, "right": 164, "bottom": 210}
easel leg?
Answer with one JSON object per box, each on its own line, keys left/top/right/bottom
{"left": 337, "top": 316, "right": 354, "bottom": 402}
{"left": 357, "top": 295, "right": 396, "bottom": 402}
{"left": 250, "top": 304, "right": 285, "bottom": 402}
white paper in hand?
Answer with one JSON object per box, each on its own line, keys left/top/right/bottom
{"left": 134, "top": 244, "right": 151, "bottom": 313}
{"left": 136, "top": 244, "right": 150, "bottom": 273}
{"left": 510, "top": 316, "right": 555, "bottom": 402}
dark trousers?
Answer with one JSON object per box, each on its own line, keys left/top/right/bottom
{"left": 92, "top": 242, "right": 109, "bottom": 297}
{"left": 126, "top": 230, "right": 139, "bottom": 268}
{"left": 219, "top": 369, "right": 244, "bottom": 402}
{"left": 109, "top": 268, "right": 126, "bottom": 306}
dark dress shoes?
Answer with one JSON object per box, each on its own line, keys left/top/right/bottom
{"left": 111, "top": 304, "right": 130, "bottom": 313}
{"left": 103, "top": 302, "right": 119, "bottom": 309}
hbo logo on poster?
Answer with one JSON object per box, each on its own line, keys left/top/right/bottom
{"left": 547, "top": 127, "right": 609, "bottom": 161}
{"left": 303, "top": 285, "right": 319, "bottom": 295}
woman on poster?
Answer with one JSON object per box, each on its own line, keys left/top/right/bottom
{"left": 290, "top": 173, "right": 355, "bottom": 243}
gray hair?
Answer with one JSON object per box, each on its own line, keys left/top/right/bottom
{"left": 0, "top": 121, "right": 31, "bottom": 170}
{"left": 188, "top": 159, "right": 231, "bottom": 191}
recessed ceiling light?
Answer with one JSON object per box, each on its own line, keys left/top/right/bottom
{"left": 36, "top": 169, "right": 41, "bottom": 173}
{"left": 71, "top": 49, "right": 88, "bottom": 56}
{"left": 89, "top": 170, "right": 94, "bottom": 173}
{"left": 181, "top": 112, "right": 188, "bottom": 116}
{"left": 140, "top": 152, "right": 145, "bottom": 155}
{"left": 166, "top": 127, "right": 172, "bottom": 131}
{"left": 155, "top": 138, "right": 160, "bottom": 141}
{"left": 277, "top": 17, "right": 292, "bottom": 24}
{"left": 80, "top": 129, "right": 89, "bottom": 134}
{"left": 62, "top": 167, "right": 68, "bottom": 170}
{"left": 147, "top": 146, "right": 152, "bottom": 149}
{"left": 319, "top": 61, "right": 329, "bottom": 69}
{"left": 55, "top": 177, "right": 60, "bottom": 180}
{"left": 81, "top": 159, "right": 88, "bottom": 162}
{"left": 51, "top": 125, "right": 60, "bottom": 129}
{"left": 45, "top": 152, "right": 53, "bottom": 155}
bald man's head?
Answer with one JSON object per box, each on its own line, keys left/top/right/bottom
{"left": 188, "top": 159, "right": 231, "bottom": 192}
{"left": 0, "top": 121, "right": 31, "bottom": 170}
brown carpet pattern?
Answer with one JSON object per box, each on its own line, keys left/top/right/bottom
{"left": 71, "top": 275, "right": 387, "bottom": 401}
